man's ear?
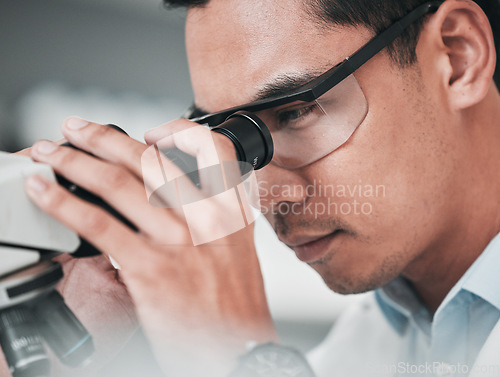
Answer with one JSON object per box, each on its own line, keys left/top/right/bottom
{"left": 421, "top": 0, "right": 496, "bottom": 110}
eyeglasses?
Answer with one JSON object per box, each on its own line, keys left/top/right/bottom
{"left": 186, "top": 1, "right": 444, "bottom": 169}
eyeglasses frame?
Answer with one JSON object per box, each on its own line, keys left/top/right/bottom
{"left": 187, "top": 1, "right": 444, "bottom": 127}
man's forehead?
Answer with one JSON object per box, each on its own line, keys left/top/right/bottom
{"left": 185, "top": 0, "right": 368, "bottom": 112}
{"left": 185, "top": 0, "right": 319, "bottom": 70}
{"left": 186, "top": 0, "right": 310, "bottom": 35}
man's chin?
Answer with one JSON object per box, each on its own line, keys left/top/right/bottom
{"left": 311, "top": 260, "right": 402, "bottom": 295}
{"left": 323, "top": 278, "right": 381, "bottom": 295}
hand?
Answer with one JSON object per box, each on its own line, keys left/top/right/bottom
{"left": 50, "top": 253, "right": 138, "bottom": 376}
{"left": 3, "top": 142, "right": 136, "bottom": 377}
{"left": 0, "top": 252, "right": 137, "bottom": 377}
{"left": 25, "top": 117, "right": 277, "bottom": 377}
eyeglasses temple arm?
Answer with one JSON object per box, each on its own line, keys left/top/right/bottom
{"left": 312, "top": 1, "right": 444, "bottom": 97}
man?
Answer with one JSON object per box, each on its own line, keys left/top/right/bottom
{"left": 18, "top": 0, "right": 500, "bottom": 376}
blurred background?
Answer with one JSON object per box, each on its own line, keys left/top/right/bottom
{"left": 1, "top": 0, "right": 365, "bottom": 374}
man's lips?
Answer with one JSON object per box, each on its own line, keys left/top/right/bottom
{"left": 280, "top": 230, "right": 343, "bottom": 263}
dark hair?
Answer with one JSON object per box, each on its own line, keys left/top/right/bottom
{"left": 164, "top": 0, "right": 499, "bottom": 86}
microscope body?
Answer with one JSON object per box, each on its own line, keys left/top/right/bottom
{"left": 0, "top": 152, "right": 93, "bottom": 377}
{"left": 0, "top": 151, "right": 79, "bottom": 274}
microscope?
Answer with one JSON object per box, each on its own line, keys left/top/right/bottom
{"left": 0, "top": 151, "right": 94, "bottom": 377}
{"left": 0, "top": 112, "right": 273, "bottom": 377}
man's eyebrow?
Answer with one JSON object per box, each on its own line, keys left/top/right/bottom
{"left": 187, "top": 70, "right": 324, "bottom": 118}
{"left": 253, "top": 71, "right": 323, "bottom": 102}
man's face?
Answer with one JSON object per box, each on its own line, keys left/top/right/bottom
{"left": 185, "top": 0, "right": 464, "bottom": 294}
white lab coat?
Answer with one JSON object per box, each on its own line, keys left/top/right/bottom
{"left": 308, "top": 293, "right": 500, "bottom": 377}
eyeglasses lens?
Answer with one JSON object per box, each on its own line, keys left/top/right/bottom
{"left": 254, "top": 74, "right": 368, "bottom": 169}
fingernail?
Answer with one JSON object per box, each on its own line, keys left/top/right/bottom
{"left": 35, "top": 140, "right": 58, "bottom": 155}
{"left": 66, "top": 117, "right": 89, "bottom": 130}
{"left": 26, "top": 175, "right": 48, "bottom": 193}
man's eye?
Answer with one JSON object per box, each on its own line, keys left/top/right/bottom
{"left": 277, "top": 104, "right": 317, "bottom": 128}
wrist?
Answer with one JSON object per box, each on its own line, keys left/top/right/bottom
{"left": 229, "top": 342, "right": 315, "bottom": 377}
{"left": 147, "top": 326, "right": 278, "bottom": 377}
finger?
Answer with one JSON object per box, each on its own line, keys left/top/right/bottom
{"left": 24, "top": 174, "right": 155, "bottom": 271}
{"left": 60, "top": 117, "right": 205, "bottom": 210}
{"left": 165, "top": 125, "right": 227, "bottom": 197}
{"left": 145, "top": 120, "right": 220, "bottom": 184}
{"left": 141, "top": 142, "right": 206, "bottom": 208}
{"left": 147, "top": 120, "right": 240, "bottom": 197}
{"left": 30, "top": 140, "right": 187, "bottom": 241}
{"left": 14, "top": 147, "right": 32, "bottom": 157}
{"left": 145, "top": 120, "right": 216, "bottom": 202}
{"left": 0, "top": 352, "right": 12, "bottom": 377}
{"left": 144, "top": 118, "right": 198, "bottom": 145}
{"left": 146, "top": 119, "right": 237, "bottom": 166}
{"left": 60, "top": 117, "right": 148, "bottom": 180}
{"left": 14, "top": 138, "right": 66, "bottom": 158}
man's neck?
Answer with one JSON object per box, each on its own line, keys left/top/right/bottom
{"left": 404, "top": 84, "right": 500, "bottom": 314}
